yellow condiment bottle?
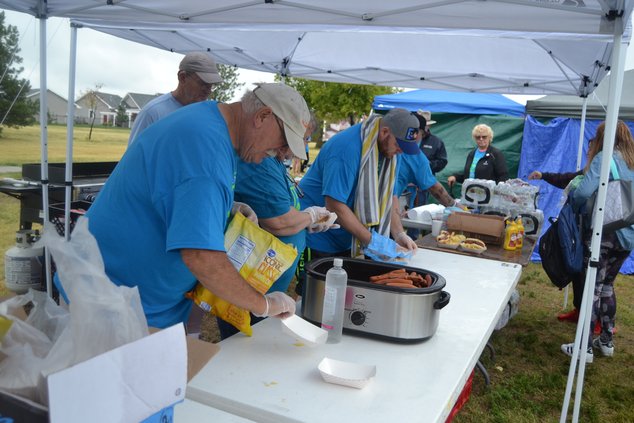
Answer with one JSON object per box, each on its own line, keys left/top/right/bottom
{"left": 515, "top": 217, "right": 525, "bottom": 251}
{"left": 503, "top": 218, "right": 518, "bottom": 251}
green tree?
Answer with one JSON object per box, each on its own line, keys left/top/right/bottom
{"left": 0, "top": 11, "right": 38, "bottom": 136}
{"left": 278, "top": 77, "right": 398, "bottom": 146}
{"left": 115, "top": 103, "right": 129, "bottom": 128}
{"left": 211, "top": 64, "right": 245, "bottom": 103}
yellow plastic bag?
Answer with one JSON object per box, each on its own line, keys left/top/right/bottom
{"left": 186, "top": 212, "right": 297, "bottom": 336}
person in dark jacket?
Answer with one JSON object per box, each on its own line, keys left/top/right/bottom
{"left": 447, "top": 123, "right": 509, "bottom": 190}
{"left": 528, "top": 169, "right": 585, "bottom": 324}
{"left": 418, "top": 111, "right": 448, "bottom": 175}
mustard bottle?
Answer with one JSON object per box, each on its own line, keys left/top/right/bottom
{"left": 503, "top": 219, "right": 518, "bottom": 251}
{"left": 515, "top": 217, "right": 525, "bottom": 251}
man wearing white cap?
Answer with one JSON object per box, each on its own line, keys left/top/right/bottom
{"left": 128, "top": 52, "right": 223, "bottom": 144}
{"left": 76, "top": 83, "right": 310, "bottom": 329}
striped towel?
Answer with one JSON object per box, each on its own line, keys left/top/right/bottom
{"left": 352, "top": 114, "right": 397, "bottom": 257}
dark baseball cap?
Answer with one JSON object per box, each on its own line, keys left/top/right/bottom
{"left": 382, "top": 108, "right": 420, "bottom": 155}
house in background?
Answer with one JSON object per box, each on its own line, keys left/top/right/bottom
{"left": 122, "top": 92, "right": 163, "bottom": 128}
{"left": 27, "top": 89, "right": 79, "bottom": 124}
{"left": 75, "top": 91, "right": 123, "bottom": 126}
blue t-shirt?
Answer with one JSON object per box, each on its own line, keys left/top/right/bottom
{"left": 299, "top": 124, "right": 401, "bottom": 253}
{"left": 128, "top": 93, "right": 183, "bottom": 145}
{"left": 395, "top": 149, "right": 437, "bottom": 202}
{"left": 86, "top": 101, "right": 236, "bottom": 328}
{"left": 469, "top": 149, "right": 487, "bottom": 178}
{"left": 234, "top": 157, "right": 305, "bottom": 293}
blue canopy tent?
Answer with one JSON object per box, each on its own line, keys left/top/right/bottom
{"left": 372, "top": 89, "right": 525, "bottom": 116}
{"left": 372, "top": 89, "right": 526, "bottom": 200}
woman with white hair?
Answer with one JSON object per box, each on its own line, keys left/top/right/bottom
{"left": 447, "top": 123, "right": 509, "bottom": 189}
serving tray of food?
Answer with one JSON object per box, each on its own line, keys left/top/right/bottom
{"left": 417, "top": 232, "right": 536, "bottom": 266}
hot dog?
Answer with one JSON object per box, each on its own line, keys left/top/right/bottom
{"left": 386, "top": 282, "right": 417, "bottom": 288}
{"left": 460, "top": 238, "right": 487, "bottom": 250}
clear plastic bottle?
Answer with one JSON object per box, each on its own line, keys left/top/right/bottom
{"left": 321, "top": 258, "right": 348, "bottom": 343}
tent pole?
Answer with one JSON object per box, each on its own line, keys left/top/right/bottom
{"left": 37, "top": 15, "right": 53, "bottom": 297}
{"left": 562, "top": 97, "right": 589, "bottom": 309}
{"left": 560, "top": 16, "right": 628, "bottom": 423}
{"left": 63, "top": 24, "right": 78, "bottom": 241}
{"left": 572, "top": 22, "right": 628, "bottom": 422}
{"left": 575, "top": 97, "right": 588, "bottom": 172}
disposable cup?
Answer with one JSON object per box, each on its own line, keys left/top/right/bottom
{"left": 431, "top": 219, "right": 443, "bottom": 237}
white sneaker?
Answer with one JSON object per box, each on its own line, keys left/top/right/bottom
{"left": 592, "top": 337, "right": 614, "bottom": 357}
{"left": 561, "top": 343, "right": 594, "bottom": 363}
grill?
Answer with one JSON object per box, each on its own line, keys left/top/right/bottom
{"left": 0, "top": 162, "right": 116, "bottom": 230}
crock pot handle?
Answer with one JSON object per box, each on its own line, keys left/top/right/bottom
{"left": 434, "top": 291, "right": 451, "bottom": 309}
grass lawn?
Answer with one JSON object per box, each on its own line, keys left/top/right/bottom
{"left": 1, "top": 124, "right": 634, "bottom": 422}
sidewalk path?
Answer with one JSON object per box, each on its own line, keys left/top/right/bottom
{"left": 0, "top": 166, "right": 21, "bottom": 173}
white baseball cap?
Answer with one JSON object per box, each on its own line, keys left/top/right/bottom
{"left": 417, "top": 110, "right": 437, "bottom": 125}
{"left": 253, "top": 83, "right": 311, "bottom": 160}
{"left": 179, "top": 52, "right": 222, "bottom": 84}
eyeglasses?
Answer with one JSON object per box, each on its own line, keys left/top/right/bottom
{"left": 474, "top": 135, "right": 489, "bottom": 140}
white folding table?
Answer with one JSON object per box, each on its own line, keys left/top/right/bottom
{"left": 185, "top": 249, "right": 522, "bottom": 423}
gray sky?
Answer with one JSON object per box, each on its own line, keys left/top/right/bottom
{"left": 2, "top": 9, "right": 275, "bottom": 102}
{"left": 3, "top": 9, "right": 634, "bottom": 104}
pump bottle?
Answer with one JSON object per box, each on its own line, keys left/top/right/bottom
{"left": 321, "top": 258, "right": 348, "bottom": 343}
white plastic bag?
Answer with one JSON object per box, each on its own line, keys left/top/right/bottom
{"left": 0, "top": 216, "right": 149, "bottom": 405}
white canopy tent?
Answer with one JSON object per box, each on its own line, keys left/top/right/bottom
{"left": 2, "top": 1, "right": 633, "bottom": 422}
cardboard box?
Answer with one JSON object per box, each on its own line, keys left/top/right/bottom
{"left": 446, "top": 212, "right": 506, "bottom": 245}
{"left": 0, "top": 322, "right": 219, "bottom": 423}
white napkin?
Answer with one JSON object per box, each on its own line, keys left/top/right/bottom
{"left": 406, "top": 204, "right": 445, "bottom": 224}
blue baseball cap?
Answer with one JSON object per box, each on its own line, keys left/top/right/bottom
{"left": 382, "top": 109, "right": 420, "bottom": 155}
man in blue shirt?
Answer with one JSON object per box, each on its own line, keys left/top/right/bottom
{"left": 128, "top": 52, "right": 222, "bottom": 144}
{"left": 298, "top": 108, "right": 421, "bottom": 258}
{"left": 79, "top": 83, "right": 310, "bottom": 329}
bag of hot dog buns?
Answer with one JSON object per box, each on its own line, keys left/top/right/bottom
{"left": 186, "top": 212, "right": 297, "bottom": 336}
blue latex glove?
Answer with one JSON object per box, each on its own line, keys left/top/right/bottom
{"left": 364, "top": 230, "right": 413, "bottom": 263}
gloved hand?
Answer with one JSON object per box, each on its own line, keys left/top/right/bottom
{"left": 231, "top": 201, "right": 258, "bottom": 224}
{"left": 252, "top": 291, "right": 296, "bottom": 318}
{"left": 394, "top": 231, "right": 417, "bottom": 251}
{"left": 308, "top": 222, "right": 341, "bottom": 233}
{"left": 364, "top": 230, "right": 413, "bottom": 263}
{"left": 302, "top": 206, "right": 331, "bottom": 224}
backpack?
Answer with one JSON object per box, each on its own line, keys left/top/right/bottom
{"left": 556, "top": 201, "right": 583, "bottom": 274}
{"left": 539, "top": 217, "right": 572, "bottom": 288}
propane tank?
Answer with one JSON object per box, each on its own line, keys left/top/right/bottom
{"left": 4, "top": 230, "right": 44, "bottom": 294}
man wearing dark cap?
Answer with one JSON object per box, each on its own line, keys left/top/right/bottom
{"left": 128, "top": 51, "right": 223, "bottom": 144}
{"left": 417, "top": 110, "right": 448, "bottom": 175}
{"left": 75, "top": 83, "right": 310, "bottom": 329}
{"left": 407, "top": 111, "right": 448, "bottom": 207}
{"left": 298, "top": 108, "right": 421, "bottom": 262}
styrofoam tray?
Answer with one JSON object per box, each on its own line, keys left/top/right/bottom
{"left": 281, "top": 315, "right": 327, "bottom": 347}
{"left": 318, "top": 357, "right": 376, "bottom": 389}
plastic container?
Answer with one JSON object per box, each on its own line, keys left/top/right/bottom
{"left": 503, "top": 219, "right": 518, "bottom": 251}
{"left": 515, "top": 217, "right": 524, "bottom": 250}
{"left": 321, "top": 258, "right": 348, "bottom": 343}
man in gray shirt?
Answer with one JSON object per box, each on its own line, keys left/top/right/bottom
{"left": 128, "top": 52, "right": 222, "bottom": 144}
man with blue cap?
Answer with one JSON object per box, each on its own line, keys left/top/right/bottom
{"left": 297, "top": 108, "right": 421, "bottom": 269}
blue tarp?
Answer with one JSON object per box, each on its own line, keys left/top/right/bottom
{"left": 519, "top": 116, "right": 634, "bottom": 274}
{"left": 372, "top": 89, "right": 526, "bottom": 117}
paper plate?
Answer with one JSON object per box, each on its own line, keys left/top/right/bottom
{"left": 281, "top": 315, "right": 327, "bottom": 347}
{"left": 318, "top": 357, "right": 376, "bottom": 389}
